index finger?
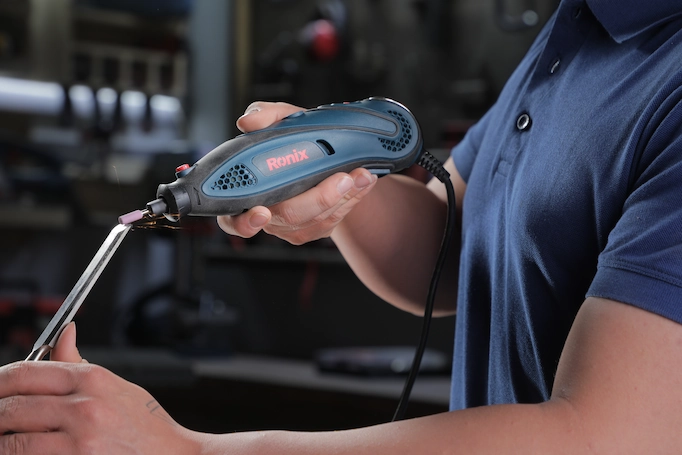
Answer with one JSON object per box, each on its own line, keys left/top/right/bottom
{"left": 0, "top": 361, "right": 89, "bottom": 398}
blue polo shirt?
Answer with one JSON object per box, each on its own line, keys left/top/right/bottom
{"left": 450, "top": 0, "right": 682, "bottom": 410}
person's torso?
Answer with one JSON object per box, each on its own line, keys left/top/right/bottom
{"left": 451, "top": 0, "right": 682, "bottom": 409}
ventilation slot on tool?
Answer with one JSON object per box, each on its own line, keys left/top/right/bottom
{"left": 317, "top": 139, "right": 335, "bottom": 155}
{"left": 210, "top": 164, "right": 257, "bottom": 191}
{"left": 378, "top": 110, "right": 412, "bottom": 152}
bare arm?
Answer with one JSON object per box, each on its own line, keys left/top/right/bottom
{"left": 194, "top": 297, "right": 682, "bottom": 454}
{"left": 218, "top": 102, "right": 464, "bottom": 315}
{"left": 331, "top": 158, "right": 464, "bottom": 315}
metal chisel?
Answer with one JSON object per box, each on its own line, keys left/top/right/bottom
{"left": 25, "top": 223, "right": 132, "bottom": 361}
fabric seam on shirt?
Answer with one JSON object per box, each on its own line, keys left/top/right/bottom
{"left": 599, "top": 259, "right": 682, "bottom": 289}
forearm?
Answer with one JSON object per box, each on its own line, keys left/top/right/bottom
{"left": 196, "top": 298, "right": 682, "bottom": 455}
{"left": 194, "top": 400, "right": 585, "bottom": 455}
{"left": 331, "top": 173, "right": 460, "bottom": 315}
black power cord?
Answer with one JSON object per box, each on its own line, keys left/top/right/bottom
{"left": 392, "top": 150, "right": 457, "bottom": 421}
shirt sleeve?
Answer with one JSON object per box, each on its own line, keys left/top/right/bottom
{"left": 588, "top": 92, "right": 682, "bottom": 323}
{"left": 450, "top": 105, "right": 496, "bottom": 183}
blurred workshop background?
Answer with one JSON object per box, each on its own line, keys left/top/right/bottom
{"left": 0, "top": 0, "right": 557, "bottom": 433}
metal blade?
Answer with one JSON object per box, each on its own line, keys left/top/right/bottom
{"left": 27, "top": 223, "right": 132, "bottom": 359}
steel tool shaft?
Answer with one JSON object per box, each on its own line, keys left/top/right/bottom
{"left": 25, "top": 223, "right": 132, "bottom": 361}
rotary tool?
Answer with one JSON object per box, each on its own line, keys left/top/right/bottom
{"left": 119, "top": 97, "right": 426, "bottom": 225}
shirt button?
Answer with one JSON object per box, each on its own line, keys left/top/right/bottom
{"left": 516, "top": 113, "right": 531, "bottom": 131}
{"left": 549, "top": 57, "right": 561, "bottom": 74}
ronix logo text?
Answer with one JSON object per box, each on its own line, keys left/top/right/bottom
{"left": 266, "top": 149, "right": 309, "bottom": 171}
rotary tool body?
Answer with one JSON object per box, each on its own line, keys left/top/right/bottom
{"left": 147, "top": 97, "right": 424, "bottom": 221}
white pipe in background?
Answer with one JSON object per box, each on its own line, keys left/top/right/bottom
{"left": 0, "top": 76, "right": 65, "bottom": 116}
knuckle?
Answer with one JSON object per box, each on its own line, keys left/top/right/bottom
{"left": 310, "top": 202, "right": 347, "bottom": 229}
{"left": 2, "top": 432, "right": 28, "bottom": 454}
{"left": 69, "top": 363, "right": 107, "bottom": 394}
{"left": 74, "top": 396, "right": 104, "bottom": 424}
{"left": 278, "top": 204, "right": 304, "bottom": 227}
{"left": 317, "top": 187, "right": 340, "bottom": 212}
{"left": 81, "top": 364, "right": 109, "bottom": 386}
{"left": 321, "top": 210, "right": 345, "bottom": 227}
{"left": 5, "top": 362, "right": 30, "bottom": 385}
{"left": 0, "top": 395, "right": 23, "bottom": 419}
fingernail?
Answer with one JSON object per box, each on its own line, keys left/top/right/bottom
{"left": 241, "top": 106, "right": 261, "bottom": 118}
{"left": 337, "top": 176, "right": 353, "bottom": 195}
{"left": 354, "top": 173, "right": 375, "bottom": 189}
{"left": 249, "top": 213, "right": 269, "bottom": 228}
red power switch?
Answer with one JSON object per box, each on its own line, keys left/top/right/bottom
{"left": 175, "top": 163, "right": 192, "bottom": 178}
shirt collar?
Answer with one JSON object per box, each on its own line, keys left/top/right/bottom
{"left": 585, "top": 0, "right": 682, "bottom": 43}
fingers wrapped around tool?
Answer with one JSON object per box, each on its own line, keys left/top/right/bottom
{"left": 0, "top": 395, "right": 70, "bottom": 434}
{"left": 0, "top": 361, "right": 91, "bottom": 398}
{"left": 222, "top": 100, "right": 380, "bottom": 243}
{"left": 265, "top": 168, "right": 378, "bottom": 244}
{"left": 0, "top": 360, "right": 199, "bottom": 454}
{"left": 217, "top": 168, "right": 378, "bottom": 244}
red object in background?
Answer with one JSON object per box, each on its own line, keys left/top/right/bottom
{"left": 302, "top": 19, "right": 340, "bottom": 62}
{"left": 0, "top": 295, "right": 64, "bottom": 316}
{"left": 35, "top": 296, "right": 65, "bottom": 315}
{"left": 0, "top": 293, "right": 65, "bottom": 351}
{"left": 0, "top": 299, "right": 14, "bottom": 316}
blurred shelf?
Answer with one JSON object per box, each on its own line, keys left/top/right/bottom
{"left": 194, "top": 354, "right": 451, "bottom": 406}
{"left": 0, "top": 204, "right": 71, "bottom": 229}
{"left": 204, "top": 244, "right": 347, "bottom": 265}
{"left": 73, "top": 6, "right": 188, "bottom": 35}
{"left": 80, "top": 347, "right": 195, "bottom": 387}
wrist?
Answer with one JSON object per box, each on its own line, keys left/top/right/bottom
{"left": 179, "top": 429, "right": 215, "bottom": 455}
{"left": 190, "top": 430, "right": 288, "bottom": 455}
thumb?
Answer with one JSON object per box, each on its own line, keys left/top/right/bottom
{"left": 51, "top": 322, "right": 86, "bottom": 363}
{"left": 236, "top": 102, "right": 303, "bottom": 133}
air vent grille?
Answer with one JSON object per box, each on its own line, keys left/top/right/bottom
{"left": 210, "top": 164, "right": 257, "bottom": 191}
{"left": 378, "top": 110, "right": 413, "bottom": 151}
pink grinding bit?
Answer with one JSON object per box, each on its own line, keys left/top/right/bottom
{"left": 118, "top": 210, "right": 146, "bottom": 225}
